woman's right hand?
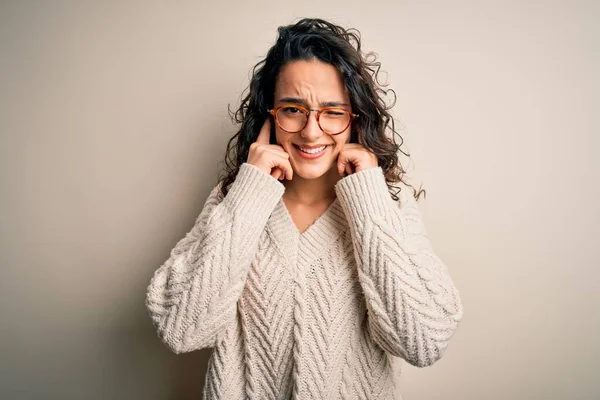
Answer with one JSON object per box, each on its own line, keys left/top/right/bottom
{"left": 247, "top": 118, "right": 293, "bottom": 181}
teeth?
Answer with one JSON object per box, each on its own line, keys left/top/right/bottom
{"left": 298, "top": 145, "right": 327, "bottom": 154}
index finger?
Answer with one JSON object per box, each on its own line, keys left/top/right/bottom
{"left": 255, "top": 117, "right": 272, "bottom": 145}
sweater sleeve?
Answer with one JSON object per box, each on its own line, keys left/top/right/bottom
{"left": 145, "top": 163, "right": 285, "bottom": 353}
{"left": 334, "top": 167, "right": 464, "bottom": 367}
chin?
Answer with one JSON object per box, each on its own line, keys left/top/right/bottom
{"left": 291, "top": 161, "right": 335, "bottom": 180}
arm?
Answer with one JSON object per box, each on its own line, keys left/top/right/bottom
{"left": 334, "top": 167, "right": 464, "bottom": 367}
{"left": 145, "top": 163, "right": 285, "bottom": 353}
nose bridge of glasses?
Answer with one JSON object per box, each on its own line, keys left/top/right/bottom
{"left": 304, "top": 108, "right": 322, "bottom": 118}
{"left": 304, "top": 108, "right": 322, "bottom": 129}
{"left": 295, "top": 108, "right": 321, "bottom": 129}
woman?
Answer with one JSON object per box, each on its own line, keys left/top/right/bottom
{"left": 146, "top": 18, "right": 464, "bottom": 400}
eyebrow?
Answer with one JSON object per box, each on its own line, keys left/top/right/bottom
{"left": 276, "top": 97, "right": 350, "bottom": 108}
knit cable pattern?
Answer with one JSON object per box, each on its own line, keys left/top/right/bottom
{"left": 145, "top": 163, "right": 464, "bottom": 399}
{"left": 334, "top": 166, "right": 464, "bottom": 368}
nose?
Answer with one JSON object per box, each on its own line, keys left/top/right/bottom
{"left": 299, "top": 110, "right": 324, "bottom": 141}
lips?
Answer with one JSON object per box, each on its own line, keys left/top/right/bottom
{"left": 293, "top": 144, "right": 331, "bottom": 159}
{"left": 296, "top": 145, "right": 326, "bottom": 154}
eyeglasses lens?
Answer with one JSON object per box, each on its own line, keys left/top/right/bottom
{"left": 276, "top": 106, "right": 350, "bottom": 134}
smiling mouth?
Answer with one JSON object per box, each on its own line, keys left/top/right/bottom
{"left": 293, "top": 144, "right": 331, "bottom": 154}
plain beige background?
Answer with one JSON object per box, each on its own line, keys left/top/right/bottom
{"left": 1, "top": 1, "right": 598, "bottom": 399}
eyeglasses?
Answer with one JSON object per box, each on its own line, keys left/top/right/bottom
{"left": 267, "top": 104, "right": 359, "bottom": 135}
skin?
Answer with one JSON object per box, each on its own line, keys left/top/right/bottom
{"left": 248, "top": 59, "right": 378, "bottom": 231}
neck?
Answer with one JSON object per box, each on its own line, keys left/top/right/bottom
{"left": 282, "top": 166, "right": 341, "bottom": 204}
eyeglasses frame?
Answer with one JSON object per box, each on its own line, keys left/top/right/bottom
{"left": 267, "top": 104, "right": 359, "bottom": 135}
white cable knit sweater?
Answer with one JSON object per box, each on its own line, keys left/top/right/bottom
{"left": 145, "top": 162, "right": 464, "bottom": 400}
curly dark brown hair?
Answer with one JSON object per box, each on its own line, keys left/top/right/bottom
{"left": 218, "top": 17, "right": 426, "bottom": 202}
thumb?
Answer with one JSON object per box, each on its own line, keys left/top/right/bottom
{"left": 271, "top": 167, "right": 284, "bottom": 180}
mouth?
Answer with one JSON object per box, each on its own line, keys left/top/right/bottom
{"left": 292, "top": 144, "right": 332, "bottom": 159}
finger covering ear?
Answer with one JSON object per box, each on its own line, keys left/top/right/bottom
{"left": 337, "top": 157, "right": 345, "bottom": 176}
{"left": 256, "top": 118, "right": 272, "bottom": 145}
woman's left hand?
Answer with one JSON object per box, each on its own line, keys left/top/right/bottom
{"left": 336, "top": 143, "right": 379, "bottom": 177}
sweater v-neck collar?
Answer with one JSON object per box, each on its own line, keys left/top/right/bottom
{"left": 267, "top": 196, "right": 347, "bottom": 267}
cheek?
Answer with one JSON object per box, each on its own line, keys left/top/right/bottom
{"left": 274, "top": 129, "right": 286, "bottom": 146}
{"left": 333, "top": 132, "right": 351, "bottom": 148}
{"left": 330, "top": 141, "right": 345, "bottom": 159}
{"left": 275, "top": 132, "right": 296, "bottom": 155}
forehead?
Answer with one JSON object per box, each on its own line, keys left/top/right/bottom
{"left": 274, "top": 59, "right": 349, "bottom": 102}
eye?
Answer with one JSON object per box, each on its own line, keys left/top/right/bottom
{"left": 282, "top": 106, "right": 302, "bottom": 114}
{"left": 323, "top": 109, "right": 347, "bottom": 117}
